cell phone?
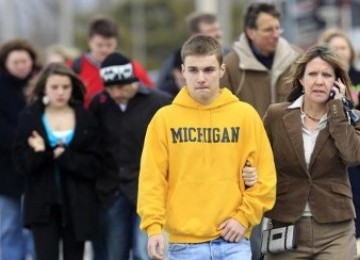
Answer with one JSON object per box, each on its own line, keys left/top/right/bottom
{"left": 329, "top": 84, "right": 340, "bottom": 100}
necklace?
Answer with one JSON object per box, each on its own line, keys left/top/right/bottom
{"left": 304, "top": 111, "right": 321, "bottom": 122}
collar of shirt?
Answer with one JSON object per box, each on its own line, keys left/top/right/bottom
{"left": 288, "top": 95, "right": 328, "bottom": 128}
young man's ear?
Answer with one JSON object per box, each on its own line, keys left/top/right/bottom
{"left": 220, "top": 63, "right": 226, "bottom": 78}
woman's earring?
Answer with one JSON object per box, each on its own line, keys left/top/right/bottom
{"left": 42, "top": 95, "right": 50, "bottom": 105}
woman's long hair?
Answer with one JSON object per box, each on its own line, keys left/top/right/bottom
{"left": 286, "top": 44, "right": 352, "bottom": 102}
{"left": 29, "top": 62, "right": 85, "bottom": 105}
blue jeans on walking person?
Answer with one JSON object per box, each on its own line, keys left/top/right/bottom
{"left": 0, "top": 195, "right": 36, "bottom": 260}
{"left": 92, "top": 206, "right": 109, "bottom": 260}
{"left": 168, "top": 237, "right": 251, "bottom": 260}
{"left": 250, "top": 222, "right": 262, "bottom": 260}
{"left": 93, "top": 192, "right": 148, "bottom": 260}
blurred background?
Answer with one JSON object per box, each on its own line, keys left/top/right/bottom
{"left": 1, "top": 0, "right": 360, "bottom": 74}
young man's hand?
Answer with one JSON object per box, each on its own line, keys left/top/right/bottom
{"left": 217, "top": 218, "right": 246, "bottom": 242}
{"left": 148, "top": 234, "right": 165, "bottom": 259}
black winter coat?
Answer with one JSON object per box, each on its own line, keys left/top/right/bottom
{"left": 13, "top": 100, "right": 100, "bottom": 241}
{"left": 90, "top": 86, "right": 171, "bottom": 207}
{"left": 0, "top": 73, "right": 30, "bottom": 197}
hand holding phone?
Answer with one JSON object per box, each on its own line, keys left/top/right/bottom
{"left": 329, "top": 84, "right": 340, "bottom": 100}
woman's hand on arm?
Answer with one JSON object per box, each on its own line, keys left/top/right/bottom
{"left": 242, "top": 162, "right": 257, "bottom": 187}
{"left": 27, "top": 130, "right": 45, "bottom": 152}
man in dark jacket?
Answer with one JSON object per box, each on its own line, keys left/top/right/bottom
{"left": 89, "top": 52, "right": 171, "bottom": 260}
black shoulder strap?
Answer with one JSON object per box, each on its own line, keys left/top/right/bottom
{"left": 72, "top": 56, "right": 83, "bottom": 74}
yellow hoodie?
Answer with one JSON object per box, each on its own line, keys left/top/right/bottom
{"left": 137, "top": 87, "right": 276, "bottom": 243}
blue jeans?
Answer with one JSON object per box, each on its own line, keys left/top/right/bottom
{"left": 168, "top": 237, "right": 251, "bottom": 260}
{"left": 92, "top": 206, "right": 109, "bottom": 260}
{"left": 94, "top": 192, "right": 148, "bottom": 260}
{"left": 0, "top": 195, "right": 36, "bottom": 260}
{"left": 250, "top": 223, "right": 262, "bottom": 260}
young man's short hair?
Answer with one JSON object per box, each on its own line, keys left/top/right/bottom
{"left": 88, "top": 15, "right": 119, "bottom": 39}
{"left": 181, "top": 35, "right": 223, "bottom": 65}
{"left": 186, "top": 12, "right": 217, "bottom": 34}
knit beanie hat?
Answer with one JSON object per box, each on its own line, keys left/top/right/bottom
{"left": 100, "top": 52, "right": 139, "bottom": 87}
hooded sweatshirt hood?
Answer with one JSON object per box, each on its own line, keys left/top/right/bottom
{"left": 172, "top": 87, "right": 238, "bottom": 110}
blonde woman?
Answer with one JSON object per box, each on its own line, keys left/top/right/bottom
{"left": 318, "top": 27, "right": 360, "bottom": 105}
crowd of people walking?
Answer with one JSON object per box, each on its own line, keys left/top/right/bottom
{"left": 2, "top": 2, "right": 360, "bottom": 260}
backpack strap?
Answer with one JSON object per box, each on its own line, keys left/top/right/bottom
{"left": 72, "top": 56, "right": 83, "bottom": 74}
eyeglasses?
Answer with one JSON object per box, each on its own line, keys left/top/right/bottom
{"left": 257, "top": 26, "right": 283, "bottom": 35}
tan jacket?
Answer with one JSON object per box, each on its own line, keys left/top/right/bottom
{"left": 263, "top": 99, "right": 360, "bottom": 224}
{"left": 221, "top": 34, "right": 302, "bottom": 117}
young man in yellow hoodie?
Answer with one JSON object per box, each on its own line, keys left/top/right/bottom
{"left": 137, "top": 35, "right": 276, "bottom": 260}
